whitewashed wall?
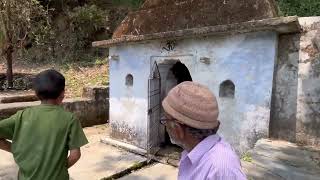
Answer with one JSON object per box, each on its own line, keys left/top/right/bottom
{"left": 109, "top": 31, "right": 278, "bottom": 153}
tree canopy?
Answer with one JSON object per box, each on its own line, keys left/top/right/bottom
{"left": 0, "top": 0, "right": 49, "bottom": 87}
{"left": 277, "top": 0, "right": 320, "bottom": 16}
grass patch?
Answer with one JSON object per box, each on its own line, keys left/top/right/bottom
{"left": 63, "top": 63, "right": 109, "bottom": 98}
{"left": 241, "top": 152, "right": 253, "bottom": 163}
{"left": 0, "top": 54, "right": 109, "bottom": 98}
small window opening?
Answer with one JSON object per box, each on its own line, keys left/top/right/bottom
{"left": 219, "top": 80, "right": 235, "bottom": 98}
{"left": 126, "top": 74, "right": 133, "bottom": 87}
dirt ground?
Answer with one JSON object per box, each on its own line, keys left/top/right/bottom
{"left": 0, "top": 59, "right": 108, "bottom": 98}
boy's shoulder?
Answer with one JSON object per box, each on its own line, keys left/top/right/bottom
{"left": 23, "top": 105, "right": 76, "bottom": 121}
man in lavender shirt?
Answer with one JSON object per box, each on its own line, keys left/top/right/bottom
{"left": 161, "top": 81, "right": 246, "bottom": 180}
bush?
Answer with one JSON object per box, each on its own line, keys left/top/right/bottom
{"left": 69, "top": 5, "right": 107, "bottom": 49}
{"left": 277, "top": 0, "right": 320, "bottom": 16}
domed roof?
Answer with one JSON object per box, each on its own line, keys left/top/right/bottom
{"left": 113, "top": 0, "right": 278, "bottom": 38}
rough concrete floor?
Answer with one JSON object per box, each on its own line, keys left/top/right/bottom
{"left": 2, "top": 125, "right": 320, "bottom": 180}
{"left": 0, "top": 151, "right": 17, "bottom": 180}
{"left": 242, "top": 139, "right": 320, "bottom": 180}
{"left": 0, "top": 125, "right": 147, "bottom": 180}
{"left": 119, "top": 163, "right": 178, "bottom": 180}
{"left": 123, "top": 139, "right": 320, "bottom": 180}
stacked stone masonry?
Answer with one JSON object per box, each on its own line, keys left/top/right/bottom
{"left": 270, "top": 17, "right": 320, "bottom": 146}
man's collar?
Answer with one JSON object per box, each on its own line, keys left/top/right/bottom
{"left": 184, "top": 134, "right": 221, "bottom": 164}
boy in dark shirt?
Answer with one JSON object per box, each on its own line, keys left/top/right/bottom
{"left": 0, "top": 69, "right": 88, "bottom": 180}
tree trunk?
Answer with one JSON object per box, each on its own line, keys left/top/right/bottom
{"left": 5, "top": 49, "right": 13, "bottom": 89}
{"left": 1, "top": 0, "right": 14, "bottom": 88}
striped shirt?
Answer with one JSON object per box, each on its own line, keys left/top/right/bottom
{"left": 178, "top": 134, "right": 247, "bottom": 180}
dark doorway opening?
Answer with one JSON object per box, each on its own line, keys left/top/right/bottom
{"left": 158, "top": 61, "right": 192, "bottom": 149}
{"left": 148, "top": 60, "right": 192, "bottom": 157}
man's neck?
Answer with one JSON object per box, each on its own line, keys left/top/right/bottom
{"left": 184, "top": 137, "right": 201, "bottom": 152}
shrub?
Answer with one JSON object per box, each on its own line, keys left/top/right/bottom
{"left": 69, "top": 5, "right": 107, "bottom": 49}
{"left": 277, "top": 0, "right": 320, "bottom": 16}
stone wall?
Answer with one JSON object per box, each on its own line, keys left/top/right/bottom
{"left": 296, "top": 17, "right": 320, "bottom": 146}
{"left": 270, "top": 34, "right": 299, "bottom": 142}
{"left": 65, "top": 86, "right": 109, "bottom": 127}
{"left": 0, "top": 86, "right": 109, "bottom": 127}
{"left": 270, "top": 17, "right": 320, "bottom": 146}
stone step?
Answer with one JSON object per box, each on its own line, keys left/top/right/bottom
{"left": 118, "top": 163, "right": 178, "bottom": 180}
{"left": 253, "top": 139, "right": 305, "bottom": 155}
{"left": 245, "top": 139, "right": 320, "bottom": 180}
{"left": 242, "top": 161, "right": 286, "bottom": 180}
{"left": 249, "top": 153, "right": 320, "bottom": 180}
{"left": 248, "top": 140, "right": 319, "bottom": 171}
{"left": 0, "top": 94, "right": 38, "bottom": 104}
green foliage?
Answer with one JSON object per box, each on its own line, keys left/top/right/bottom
{"left": 69, "top": 5, "right": 106, "bottom": 49}
{"left": 241, "top": 152, "right": 253, "bottom": 162}
{"left": 277, "top": 0, "right": 320, "bottom": 16}
{"left": 14, "top": 0, "right": 142, "bottom": 66}
{"left": 94, "top": 57, "right": 108, "bottom": 66}
{"left": 20, "top": 3, "right": 109, "bottom": 65}
{"left": 0, "top": 0, "right": 51, "bottom": 49}
{"left": 53, "top": 4, "right": 108, "bottom": 63}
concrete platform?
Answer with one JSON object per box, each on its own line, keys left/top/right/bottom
{"left": 242, "top": 139, "right": 320, "bottom": 180}
{"left": 0, "top": 151, "right": 18, "bottom": 180}
{"left": 102, "top": 137, "right": 147, "bottom": 156}
{"left": 119, "top": 163, "right": 178, "bottom": 180}
{"left": 0, "top": 125, "right": 147, "bottom": 180}
{"left": 117, "top": 138, "right": 320, "bottom": 180}
{"left": 2, "top": 126, "right": 320, "bottom": 180}
{"left": 69, "top": 141, "right": 146, "bottom": 180}
{"left": 0, "top": 93, "right": 38, "bottom": 104}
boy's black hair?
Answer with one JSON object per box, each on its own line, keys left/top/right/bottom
{"left": 33, "top": 69, "right": 65, "bottom": 100}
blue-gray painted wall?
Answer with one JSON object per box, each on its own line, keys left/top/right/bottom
{"left": 108, "top": 31, "right": 278, "bottom": 153}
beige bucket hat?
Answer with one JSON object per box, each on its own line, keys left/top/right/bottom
{"left": 162, "top": 81, "right": 219, "bottom": 129}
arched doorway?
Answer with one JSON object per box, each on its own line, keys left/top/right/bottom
{"left": 148, "top": 60, "right": 192, "bottom": 153}
{"left": 163, "top": 61, "right": 192, "bottom": 146}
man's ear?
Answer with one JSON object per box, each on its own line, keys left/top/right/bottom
{"left": 175, "top": 123, "right": 185, "bottom": 140}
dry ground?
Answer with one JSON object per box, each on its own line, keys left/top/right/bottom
{"left": 0, "top": 59, "right": 108, "bottom": 98}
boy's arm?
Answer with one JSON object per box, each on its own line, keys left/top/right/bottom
{"left": 68, "top": 148, "right": 81, "bottom": 168}
{"left": 0, "top": 112, "right": 19, "bottom": 153}
{"left": 67, "top": 116, "right": 88, "bottom": 168}
{"left": 0, "top": 138, "right": 11, "bottom": 153}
